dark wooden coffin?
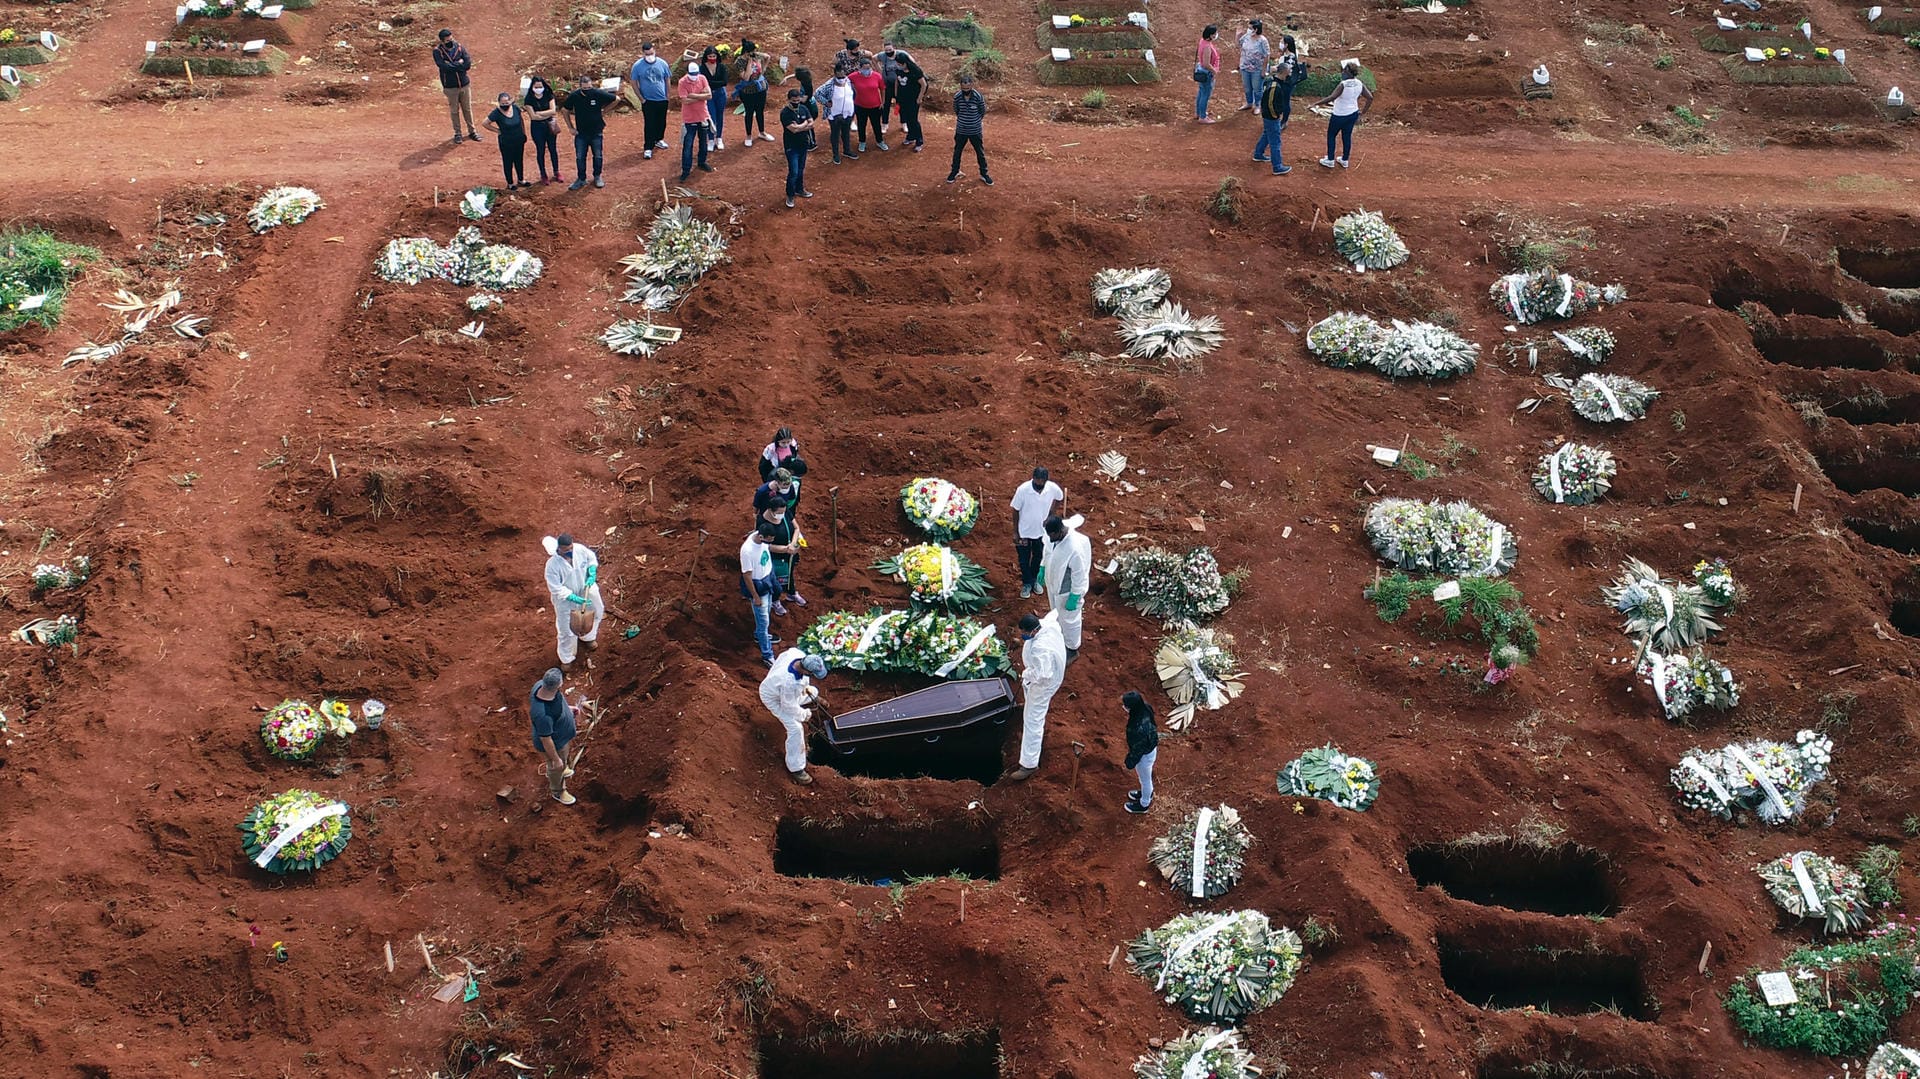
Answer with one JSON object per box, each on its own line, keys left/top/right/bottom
{"left": 820, "top": 677, "right": 1016, "bottom": 754}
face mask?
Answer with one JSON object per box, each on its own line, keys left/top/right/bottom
{"left": 769, "top": 515, "right": 785, "bottom": 525}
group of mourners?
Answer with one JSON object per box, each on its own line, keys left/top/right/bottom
{"left": 432, "top": 28, "right": 993, "bottom": 207}
{"left": 1192, "top": 18, "right": 1377, "bottom": 173}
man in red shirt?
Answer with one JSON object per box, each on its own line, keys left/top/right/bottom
{"left": 674, "top": 60, "right": 714, "bottom": 182}
{"left": 848, "top": 56, "right": 888, "bottom": 153}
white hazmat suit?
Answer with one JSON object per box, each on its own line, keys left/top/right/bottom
{"left": 1018, "top": 611, "right": 1068, "bottom": 770}
{"left": 759, "top": 647, "right": 819, "bottom": 773}
{"left": 543, "top": 536, "right": 605, "bottom": 664}
{"left": 1040, "top": 514, "right": 1093, "bottom": 650}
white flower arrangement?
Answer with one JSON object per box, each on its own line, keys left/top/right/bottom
{"left": 1127, "top": 910, "right": 1304, "bottom": 1023}
{"left": 1545, "top": 372, "right": 1658, "bottom": 422}
{"left": 1533, "top": 442, "right": 1616, "bottom": 505}
{"left": 1119, "top": 302, "right": 1225, "bottom": 362}
{"left": 31, "top": 555, "right": 91, "bottom": 591}
{"left": 1603, "top": 557, "right": 1724, "bottom": 651}
{"left": 1332, "top": 208, "right": 1409, "bottom": 271}
{"left": 1669, "top": 730, "right": 1833, "bottom": 824}
{"left": 617, "top": 204, "right": 728, "bottom": 311}
{"left": 374, "top": 237, "right": 440, "bottom": 285}
{"left": 459, "top": 185, "right": 497, "bottom": 220}
{"left": 1754, "top": 852, "right": 1874, "bottom": 934}
{"left": 1305, "top": 311, "right": 1391, "bottom": 369}
{"left": 1113, "top": 547, "right": 1235, "bottom": 626}
{"left": 1866, "top": 1042, "right": 1920, "bottom": 1079}
{"left": 1146, "top": 805, "right": 1253, "bottom": 898}
{"left": 1490, "top": 267, "right": 1626, "bottom": 323}
{"left": 1132, "top": 1028, "right": 1259, "bottom": 1079}
{"left": 1306, "top": 312, "right": 1475, "bottom": 379}
{"left": 1278, "top": 744, "right": 1380, "bottom": 811}
{"left": 247, "top": 186, "right": 324, "bottom": 233}
{"left": 466, "top": 292, "right": 502, "bottom": 312}
{"left": 374, "top": 227, "right": 542, "bottom": 290}
{"left": 1091, "top": 266, "right": 1173, "bottom": 316}
{"left": 1552, "top": 326, "right": 1616, "bottom": 364}
{"left": 1364, "top": 498, "right": 1517, "bottom": 577}
{"left": 1693, "top": 558, "right": 1738, "bottom": 608}
{"left": 1636, "top": 649, "right": 1739, "bottom": 720}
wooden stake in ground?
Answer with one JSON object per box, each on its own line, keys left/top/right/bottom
{"left": 184, "top": 60, "right": 194, "bottom": 88}
{"left": 1792, "top": 483, "right": 1802, "bottom": 513}
{"left": 1068, "top": 741, "right": 1086, "bottom": 790}
{"left": 1308, "top": 205, "right": 1322, "bottom": 234}
{"left": 384, "top": 940, "right": 394, "bottom": 974}
{"left": 416, "top": 933, "right": 440, "bottom": 978}
{"left": 674, "top": 529, "right": 709, "bottom": 614}
{"left": 829, "top": 486, "right": 841, "bottom": 565}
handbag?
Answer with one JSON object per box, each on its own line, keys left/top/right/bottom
{"left": 1192, "top": 65, "right": 1213, "bottom": 84}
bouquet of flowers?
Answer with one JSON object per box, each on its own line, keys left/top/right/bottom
{"left": 1489, "top": 267, "right": 1627, "bottom": 323}
{"left": 618, "top": 204, "right": 729, "bottom": 311}
{"left": 1866, "top": 1042, "right": 1920, "bottom": 1079}
{"left": 897, "top": 612, "right": 1009, "bottom": 679}
{"left": 1114, "top": 546, "right": 1235, "bottom": 626}
{"left": 1091, "top": 266, "right": 1173, "bottom": 316}
{"left": 871, "top": 543, "right": 993, "bottom": 614}
{"left": 1278, "top": 744, "right": 1381, "bottom": 810}
{"left": 31, "top": 555, "right": 91, "bottom": 592}
{"left": 1637, "top": 649, "right": 1739, "bottom": 721}
{"left": 1364, "top": 498, "right": 1517, "bottom": 578}
{"left": 601, "top": 319, "right": 668, "bottom": 357}
{"left": 1128, "top": 910, "right": 1304, "bottom": 1023}
{"left": 12, "top": 614, "right": 78, "bottom": 649}
{"left": 247, "top": 187, "right": 324, "bottom": 233}
{"left": 1694, "top": 558, "right": 1738, "bottom": 608}
{"left": 1332, "top": 208, "right": 1409, "bottom": 271}
{"left": 436, "top": 225, "right": 487, "bottom": 281}
{"left": 374, "top": 237, "right": 441, "bottom": 285}
{"left": 1370, "top": 318, "right": 1479, "bottom": 379}
{"left": 1756, "top": 851, "right": 1874, "bottom": 933}
{"left": 1119, "top": 302, "right": 1225, "bottom": 363}
{"left": 1603, "top": 558, "right": 1723, "bottom": 650}
{"left": 260, "top": 699, "right": 326, "bottom": 760}
{"left": 1132, "top": 1028, "right": 1259, "bottom": 1079}
{"left": 1153, "top": 626, "right": 1244, "bottom": 729}
{"left": 1533, "top": 442, "right": 1616, "bottom": 505}
{"left": 459, "top": 186, "right": 497, "bottom": 220}
{"left": 1670, "top": 729, "right": 1833, "bottom": 824}
{"left": 1545, "top": 372, "right": 1658, "bottom": 422}
{"left": 467, "top": 292, "right": 502, "bottom": 312}
{"left": 1147, "top": 804, "right": 1253, "bottom": 898}
{"left": 468, "top": 239, "right": 544, "bottom": 291}
{"left": 1305, "top": 311, "right": 1391, "bottom": 369}
{"left": 797, "top": 609, "right": 906, "bottom": 671}
{"left": 238, "top": 789, "right": 351, "bottom": 874}
{"left": 900, "top": 477, "right": 980, "bottom": 542}
{"left": 1552, "top": 326, "right": 1616, "bottom": 364}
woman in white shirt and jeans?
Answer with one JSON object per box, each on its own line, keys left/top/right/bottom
{"left": 1312, "top": 60, "right": 1374, "bottom": 169}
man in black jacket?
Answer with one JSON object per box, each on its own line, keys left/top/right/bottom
{"left": 433, "top": 29, "right": 478, "bottom": 145}
{"left": 1252, "top": 57, "right": 1294, "bottom": 175}
{"left": 946, "top": 72, "right": 991, "bottom": 185}
{"left": 893, "top": 49, "right": 926, "bottom": 151}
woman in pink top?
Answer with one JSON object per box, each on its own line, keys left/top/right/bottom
{"left": 675, "top": 61, "right": 713, "bottom": 182}
{"left": 1194, "top": 25, "right": 1221, "bottom": 122}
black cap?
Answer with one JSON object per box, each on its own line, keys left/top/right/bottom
{"left": 438, "top": 28, "right": 452, "bottom": 39}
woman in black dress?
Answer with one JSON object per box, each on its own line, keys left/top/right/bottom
{"left": 483, "top": 92, "right": 528, "bottom": 189}
{"left": 523, "top": 75, "right": 561, "bottom": 184}
{"left": 698, "top": 46, "right": 731, "bottom": 151}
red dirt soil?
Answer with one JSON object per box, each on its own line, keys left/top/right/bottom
{"left": 2, "top": 0, "right": 1920, "bottom": 1077}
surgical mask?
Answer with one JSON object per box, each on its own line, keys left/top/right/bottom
{"left": 769, "top": 514, "right": 785, "bottom": 524}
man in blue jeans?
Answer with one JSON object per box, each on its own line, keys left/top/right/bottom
{"left": 779, "top": 88, "right": 816, "bottom": 208}
{"left": 1252, "top": 59, "right": 1293, "bottom": 175}
{"left": 561, "top": 73, "right": 617, "bottom": 190}
{"left": 627, "top": 42, "right": 672, "bottom": 160}
{"left": 740, "top": 524, "right": 785, "bottom": 665}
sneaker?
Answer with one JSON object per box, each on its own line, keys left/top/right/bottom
{"left": 786, "top": 198, "right": 796, "bottom": 208}
{"left": 946, "top": 173, "right": 958, "bottom": 183}
{"left": 745, "top": 136, "right": 754, "bottom": 146}
{"left": 714, "top": 138, "right": 725, "bottom": 151}
{"left": 833, "top": 156, "right": 843, "bottom": 164}
{"left": 981, "top": 174, "right": 994, "bottom": 186}
{"left": 450, "top": 136, "right": 463, "bottom": 146}
{"left": 593, "top": 177, "right": 604, "bottom": 188}
{"left": 799, "top": 190, "right": 814, "bottom": 198}
{"left": 769, "top": 635, "right": 783, "bottom": 644}
{"left": 467, "top": 132, "right": 482, "bottom": 142}
{"left": 1273, "top": 165, "right": 1292, "bottom": 175}
{"left": 678, "top": 173, "right": 690, "bottom": 182}
{"left": 859, "top": 140, "right": 868, "bottom": 152}
{"left": 773, "top": 601, "right": 789, "bottom": 617}
{"left": 643, "top": 149, "right": 653, "bottom": 159}
{"left": 1198, "top": 117, "right": 1218, "bottom": 124}
{"left": 788, "top": 769, "right": 814, "bottom": 785}
{"left": 790, "top": 593, "right": 808, "bottom": 606}
{"left": 1020, "top": 586, "right": 1032, "bottom": 599}
{"left": 1319, "top": 157, "right": 1337, "bottom": 168}
{"left": 1124, "top": 798, "right": 1149, "bottom": 815}
{"left": 911, "top": 144, "right": 923, "bottom": 153}
{"left": 1128, "top": 789, "right": 1140, "bottom": 800}
{"left": 1253, "top": 154, "right": 1268, "bottom": 161}
{"left": 655, "top": 140, "right": 669, "bottom": 149}
{"left": 1066, "top": 647, "right": 1079, "bottom": 661}
{"left": 877, "top": 142, "right": 889, "bottom": 151}
{"left": 697, "top": 163, "right": 713, "bottom": 172}
{"left": 568, "top": 180, "right": 586, "bottom": 190}
{"left": 553, "top": 790, "right": 577, "bottom": 805}
{"left": 1005, "top": 766, "right": 1036, "bottom": 781}
{"left": 761, "top": 656, "right": 774, "bottom": 668}
{"left": 1339, "top": 158, "right": 1350, "bottom": 168}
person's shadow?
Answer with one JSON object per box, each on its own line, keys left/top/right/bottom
{"left": 398, "top": 137, "right": 474, "bottom": 173}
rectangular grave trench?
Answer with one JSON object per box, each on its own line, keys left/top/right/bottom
{"left": 775, "top": 815, "right": 1000, "bottom": 884}
{"left": 1439, "top": 935, "right": 1653, "bottom": 1020}
{"left": 1479, "top": 1063, "right": 1668, "bottom": 1079}
{"left": 810, "top": 732, "right": 1007, "bottom": 785}
{"left": 1408, "top": 840, "right": 1619, "bottom": 916}
{"left": 758, "top": 1027, "right": 1001, "bottom": 1079}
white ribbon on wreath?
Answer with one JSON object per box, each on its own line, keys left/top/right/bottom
{"left": 1900, "top": 1045, "right": 1920, "bottom": 1068}
{"left": 255, "top": 801, "right": 348, "bottom": 868}
{"left": 1555, "top": 273, "right": 1576, "bottom": 317}
{"left": 1180, "top": 1030, "right": 1239, "bottom": 1079}
{"left": 1505, "top": 276, "right": 1527, "bottom": 320}
{"left": 1189, "top": 807, "right": 1215, "bottom": 899}
{"left": 1585, "top": 373, "right": 1630, "bottom": 420}
{"left": 1646, "top": 651, "right": 1671, "bottom": 713}
{"left": 1680, "top": 754, "right": 1735, "bottom": 808}
{"left": 1547, "top": 444, "right": 1568, "bottom": 502}
{"left": 938, "top": 546, "right": 959, "bottom": 598}
{"left": 1484, "top": 523, "right": 1507, "bottom": 574}
{"left": 934, "top": 624, "right": 998, "bottom": 678}
{"left": 1551, "top": 329, "right": 1589, "bottom": 358}
{"left": 1728, "top": 743, "right": 1790, "bottom": 819}
{"left": 1789, "top": 851, "right": 1826, "bottom": 914}
{"left": 855, "top": 611, "right": 906, "bottom": 655}
{"left": 934, "top": 481, "right": 970, "bottom": 528}
{"left": 1158, "top": 909, "right": 1266, "bottom": 990}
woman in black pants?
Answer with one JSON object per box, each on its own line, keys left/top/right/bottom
{"left": 893, "top": 49, "right": 926, "bottom": 151}
{"left": 524, "top": 75, "right": 561, "bottom": 184}
{"left": 735, "top": 40, "right": 772, "bottom": 146}
{"left": 483, "top": 92, "right": 528, "bottom": 189}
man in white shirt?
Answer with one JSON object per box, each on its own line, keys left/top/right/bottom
{"left": 740, "top": 525, "right": 784, "bottom": 665}
{"left": 1008, "top": 611, "right": 1066, "bottom": 781}
{"left": 1040, "top": 514, "right": 1093, "bottom": 657}
{"left": 759, "top": 649, "right": 829, "bottom": 784}
{"left": 543, "top": 533, "right": 603, "bottom": 666}
{"left": 1009, "top": 467, "right": 1063, "bottom": 600}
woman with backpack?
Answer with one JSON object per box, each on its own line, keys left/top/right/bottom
{"left": 736, "top": 40, "right": 773, "bottom": 147}
{"left": 1121, "top": 691, "right": 1159, "bottom": 814}
{"left": 1194, "top": 25, "right": 1221, "bottom": 123}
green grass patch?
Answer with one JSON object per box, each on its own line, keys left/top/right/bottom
{"left": 884, "top": 13, "right": 993, "bottom": 51}
{"left": 1036, "top": 25, "right": 1155, "bottom": 52}
{"left": 1080, "top": 88, "right": 1107, "bottom": 108}
{"left": 958, "top": 46, "right": 1006, "bottom": 81}
{"left": 1866, "top": 8, "right": 1920, "bottom": 35}
{"left": 1033, "top": 54, "right": 1158, "bottom": 85}
{"left": 1724, "top": 924, "right": 1920, "bottom": 1055}
{"left": 0, "top": 43, "right": 55, "bottom": 65}
{"left": 1364, "top": 572, "right": 1541, "bottom": 670}
{"left": 1855, "top": 845, "right": 1903, "bottom": 907}
{"left": 1717, "top": 52, "right": 1856, "bottom": 83}
{"left": 140, "top": 44, "right": 288, "bottom": 77}
{"left": 170, "top": 14, "right": 299, "bottom": 46}
{"left": 1693, "top": 25, "right": 1798, "bottom": 52}
{"left": 0, "top": 229, "right": 99, "bottom": 334}
{"left": 0, "top": 69, "right": 37, "bottom": 101}
{"left": 1296, "top": 62, "right": 1376, "bottom": 98}
{"left": 1207, "top": 176, "right": 1243, "bottom": 224}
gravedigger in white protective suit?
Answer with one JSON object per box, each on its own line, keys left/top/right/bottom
{"left": 543, "top": 533, "right": 604, "bottom": 665}
{"left": 1007, "top": 610, "right": 1067, "bottom": 781}
{"left": 1038, "top": 513, "right": 1092, "bottom": 656}
{"left": 759, "top": 648, "right": 829, "bottom": 785}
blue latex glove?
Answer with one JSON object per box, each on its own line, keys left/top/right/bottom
{"left": 567, "top": 593, "right": 586, "bottom": 605}
{"left": 585, "top": 565, "right": 597, "bottom": 587}
{"left": 1065, "top": 593, "right": 1082, "bottom": 612}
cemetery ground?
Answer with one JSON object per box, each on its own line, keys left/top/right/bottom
{"left": 1, "top": 0, "right": 1919, "bottom": 1076}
